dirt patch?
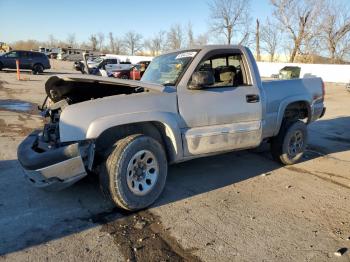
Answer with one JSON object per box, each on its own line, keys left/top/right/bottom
{"left": 97, "top": 210, "right": 201, "bottom": 262}
{"left": 0, "top": 99, "right": 39, "bottom": 114}
{"left": 0, "top": 80, "right": 9, "bottom": 88}
{"left": 0, "top": 119, "right": 35, "bottom": 137}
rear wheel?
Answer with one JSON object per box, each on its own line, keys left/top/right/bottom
{"left": 32, "top": 64, "right": 44, "bottom": 75}
{"left": 271, "top": 120, "right": 307, "bottom": 165}
{"left": 99, "top": 134, "right": 167, "bottom": 211}
{"left": 0, "top": 62, "right": 3, "bottom": 71}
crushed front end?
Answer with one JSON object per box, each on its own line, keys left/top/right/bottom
{"left": 17, "top": 96, "right": 93, "bottom": 190}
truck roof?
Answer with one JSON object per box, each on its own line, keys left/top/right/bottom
{"left": 163, "top": 45, "right": 245, "bottom": 55}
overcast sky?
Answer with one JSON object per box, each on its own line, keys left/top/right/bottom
{"left": 0, "top": 0, "right": 274, "bottom": 43}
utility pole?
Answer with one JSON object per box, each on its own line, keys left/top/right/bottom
{"left": 256, "top": 19, "right": 261, "bottom": 61}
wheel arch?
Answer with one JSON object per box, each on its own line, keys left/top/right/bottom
{"left": 90, "top": 116, "right": 182, "bottom": 164}
{"left": 32, "top": 62, "right": 44, "bottom": 72}
{"left": 274, "top": 98, "right": 311, "bottom": 136}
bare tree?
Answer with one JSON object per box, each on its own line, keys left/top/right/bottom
{"left": 89, "top": 34, "right": 98, "bottom": 51}
{"left": 108, "top": 32, "right": 115, "bottom": 53}
{"left": 80, "top": 41, "right": 91, "bottom": 50}
{"left": 196, "top": 33, "right": 209, "bottom": 45}
{"left": 270, "top": 0, "right": 321, "bottom": 62}
{"left": 145, "top": 31, "right": 166, "bottom": 56}
{"left": 208, "top": 0, "right": 251, "bottom": 44}
{"left": 167, "top": 24, "right": 184, "bottom": 50}
{"left": 97, "top": 32, "right": 105, "bottom": 51}
{"left": 124, "top": 31, "right": 143, "bottom": 55}
{"left": 114, "top": 37, "right": 125, "bottom": 54}
{"left": 260, "top": 18, "right": 280, "bottom": 62}
{"left": 187, "top": 22, "right": 195, "bottom": 47}
{"left": 66, "top": 33, "right": 76, "bottom": 48}
{"left": 47, "top": 34, "right": 57, "bottom": 47}
{"left": 320, "top": 1, "right": 350, "bottom": 63}
{"left": 12, "top": 40, "right": 43, "bottom": 51}
{"left": 255, "top": 19, "right": 261, "bottom": 61}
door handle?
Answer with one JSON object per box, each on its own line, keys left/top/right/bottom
{"left": 246, "top": 94, "right": 260, "bottom": 103}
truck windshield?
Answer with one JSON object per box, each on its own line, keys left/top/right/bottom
{"left": 141, "top": 50, "right": 198, "bottom": 85}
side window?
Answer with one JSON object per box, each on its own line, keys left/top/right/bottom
{"left": 6, "top": 51, "right": 19, "bottom": 58}
{"left": 196, "top": 53, "right": 246, "bottom": 87}
{"left": 21, "top": 52, "right": 30, "bottom": 58}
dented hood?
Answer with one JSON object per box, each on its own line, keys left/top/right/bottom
{"left": 45, "top": 74, "right": 167, "bottom": 103}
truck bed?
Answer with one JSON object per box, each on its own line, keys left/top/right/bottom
{"left": 261, "top": 77, "right": 324, "bottom": 138}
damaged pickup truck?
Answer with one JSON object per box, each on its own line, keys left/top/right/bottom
{"left": 17, "top": 45, "right": 326, "bottom": 211}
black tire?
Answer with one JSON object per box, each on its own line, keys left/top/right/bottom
{"left": 0, "top": 62, "right": 3, "bottom": 71}
{"left": 32, "top": 64, "right": 44, "bottom": 75}
{"left": 99, "top": 134, "right": 168, "bottom": 211}
{"left": 270, "top": 120, "right": 307, "bottom": 165}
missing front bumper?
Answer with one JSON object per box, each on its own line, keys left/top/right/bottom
{"left": 17, "top": 130, "right": 88, "bottom": 190}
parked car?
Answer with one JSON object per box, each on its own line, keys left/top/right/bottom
{"left": 346, "top": 82, "right": 350, "bottom": 92}
{"left": 111, "top": 68, "right": 131, "bottom": 79}
{"left": 73, "top": 61, "right": 86, "bottom": 73}
{"left": 279, "top": 66, "right": 301, "bottom": 79}
{"left": 75, "top": 57, "right": 132, "bottom": 76}
{"left": 17, "top": 45, "right": 325, "bottom": 211}
{"left": 112, "top": 61, "right": 150, "bottom": 80}
{"left": 0, "top": 50, "right": 51, "bottom": 74}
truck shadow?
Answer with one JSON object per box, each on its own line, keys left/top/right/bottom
{"left": 0, "top": 150, "right": 279, "bottom": 256}
{"left": 0, "top": 117, "right": 349, "bottom": 256}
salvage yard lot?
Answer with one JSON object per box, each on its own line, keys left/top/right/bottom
{"left": 0, "top": 64, "right": 349, "bottom": 261}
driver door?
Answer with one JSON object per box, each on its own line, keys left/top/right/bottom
{"left": 178, "top": 51, "right": 263, "bottom": 156}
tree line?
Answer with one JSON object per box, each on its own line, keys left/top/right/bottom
{"left": 10, "top": 0, "right": 350, "bottom": 63}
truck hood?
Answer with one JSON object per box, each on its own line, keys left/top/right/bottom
{"left": 45, "top": 74, "right": 167, "bottom": 103}
{"left": 58, "top": 85, "right": 178, "bottom": 142}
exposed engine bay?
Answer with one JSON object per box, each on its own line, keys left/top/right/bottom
{"left": 44, "top": 75, "right": 145, "bottom": 104}
{"left": 38, "top": 75, "right": 149, "bottom": 148}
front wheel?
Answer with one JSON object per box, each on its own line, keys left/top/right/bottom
{"left": 271, "top": 120, "right": 307, "bottom": 165}
{"left": 99, "top": 134, "right": 168, "bottom": 211}
{"left": 32, "top": 64, "right": 44, "bottom": 75}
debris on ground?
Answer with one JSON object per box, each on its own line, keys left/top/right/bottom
{"left": 101, "top": 211, "right": 200, "bottom": 262}
{"left": 134, "top": 221, "right": 147, "bottom": 230}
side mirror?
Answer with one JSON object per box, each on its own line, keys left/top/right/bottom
{"left": 188, "top": 71, "right": 215, "bottom": 90}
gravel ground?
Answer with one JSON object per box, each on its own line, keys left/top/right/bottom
{"left": 0, "top": 62, "right": 349, "bottom": 261}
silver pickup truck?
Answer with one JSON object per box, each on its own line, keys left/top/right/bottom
{"left": 17, "top": 45, "right": 326, "bottom": 211}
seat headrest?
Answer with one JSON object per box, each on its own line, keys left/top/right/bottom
{"left": 220, "top": 71, "right": 234, "bottom": 82}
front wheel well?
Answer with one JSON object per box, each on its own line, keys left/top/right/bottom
{"left": 94, "top": 121, "right": 176, "bottom": 165}
{"left": 33, "top": 63, "right": 44, "bottom": 68}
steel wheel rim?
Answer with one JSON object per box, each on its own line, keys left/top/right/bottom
{"left": 288, "top": 130, "right": 304, "bottom": 158}
{"left": 126, "top": 150, "right": 159, "bottom": 196}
